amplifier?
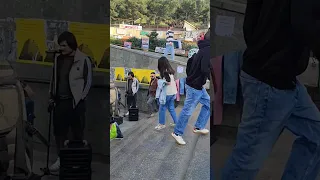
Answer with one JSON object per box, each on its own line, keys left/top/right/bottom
{"left": 59, "top": 140, "right": 92, "bottom": 180}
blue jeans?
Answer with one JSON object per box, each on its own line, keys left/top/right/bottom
{"left": 179, "top": 77, "right": 186, "bottom": 95}
{"left": 174, "top": 85, "right": 210, "bottom": 135}
{"left": 164, "top": 43, "right": 175, "bottom": 60}
{"left": 222, "top": 71, "right": 320, "bottom": 180}
{"left": 223, "top": 50, "right": 243, "bottom": 104}
{"left": 159, "top": 95, "right": 178, "bottom": 125}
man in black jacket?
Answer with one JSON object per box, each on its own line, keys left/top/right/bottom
{"left": 222, "top": 0, "right": 320, "bottom": 179}
{"left": 171, "top": 30, "right": 211, "bottom": 145}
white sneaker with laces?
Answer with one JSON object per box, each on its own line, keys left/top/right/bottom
{"left": 169, "top": 123, "right": 176, "bottom": 127}
{"left": 171, "top": 133, "right": 186, "bottom": 145}
{"left": 49, "top": 157, "right": 60, "bottom": 172}
{"left": 155, "top": 124, "right": 166, "bottom": 130}
{"left": 193, "top": 128, "right": 210, "bottom": 135}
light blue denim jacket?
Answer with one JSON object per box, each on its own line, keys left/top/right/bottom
{"left": 156, "top": 79, "right": 167, "bottom": 105}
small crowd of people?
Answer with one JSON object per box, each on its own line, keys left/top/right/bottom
{"left": 124, "top": 27, "right": 211, "bottom": 145}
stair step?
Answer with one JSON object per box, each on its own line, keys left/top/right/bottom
{"left": 110, "top": 113, "right": 155, "bottom": 156}
{"left": 110, "top": 105, "right": 210, "bottom": 179}
{"left": 185, "top": 131, "right": 210, "bottom": 180}
{"left": 110, "top": 116, "right": 159, "bottom": 174}
{"left": 131, "top": 106, "right": 203, "bottom": 180}
{"left": 153, "top": 108, "right": 200, "bottom": 180}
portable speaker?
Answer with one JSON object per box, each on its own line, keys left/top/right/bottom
{"left": 129, "top": 106, "right": 139, "bottom": 121}
{"left": 59, "top": 140, "right": 92, "bottom": 180}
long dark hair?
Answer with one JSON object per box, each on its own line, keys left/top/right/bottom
{"left": 158, "top": 56, "right": 175, "bottom": 81}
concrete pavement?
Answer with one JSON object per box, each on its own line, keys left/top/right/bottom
{"left": 110, "top": 105, "right": 210, "bottom": 180}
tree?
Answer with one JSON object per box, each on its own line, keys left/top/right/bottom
{"left": 118, "top": 0, "right": 148, "bottom": 24}
{"left": 171, "top": 0, "right": 197, "bottom": 25}
{"left": 196, "top": 0, "right": 210, "bottom": 25}
{"left": 110, "top": 0, "right": 125, "bottom": 21}
{"left": 110, "top": 0, "right": 209, "bottom": 27}
{"left": 146, "top": 0, "right": 178, "bottom": 26}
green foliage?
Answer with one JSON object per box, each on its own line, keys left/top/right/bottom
{"left": 147, "top": 31, "right": 158, "bottom": 39}
{"left": 145, "top": 0, "right": 178, "bottom": 25}
{"left": 147, "top": 31, "right": 159, "bottom": 51}
{"left": 126, "top": 37, "right": 142, "bottom": 49}
{"left": 146, "top": 31, "right": 166, "bottom": 51}
{"left": 111, "top": 0, "right": 148, "bottom": 23}
{"left": 111, "top": 0, "right": 209, "bottom": 27}
{"left": 110, "top": 37, "right": 123, "bottom": 45}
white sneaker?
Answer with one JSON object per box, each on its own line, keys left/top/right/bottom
{"left": 125, "top": 112, "right": 129, "bottom": 116}
{"left": 193, "top": 128, "right": 209, "bottom": 135}
{"left": 169, "top": 123, "right": 176, "bottom": 127}
{"left": 155, "top": 124, "right": 166, "bottom": 130}
{"left": 171, "top": 133, "right": 186, "bottom": 145}
{"left": 49, "top": 157, "right": 60, "bottom": 172}
{"left": 149, "top": 113, "right": 155, "bottom": 117}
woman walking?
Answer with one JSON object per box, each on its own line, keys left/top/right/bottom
{"left": 155, "top": 56, "right": 178, "bottom": 130}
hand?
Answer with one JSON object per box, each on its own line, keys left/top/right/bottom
{"left": 169, "top": 42, "right": 173, "bottom": 46}
{"left": 47, "top": 98, "right": 55, "bottom": 112}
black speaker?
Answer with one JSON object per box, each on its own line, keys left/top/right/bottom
{"left": 129, "top": 106, "right": 139, "bottom": 121}
{"left": 59, "top": 140, "right": 92, "bottom": 180}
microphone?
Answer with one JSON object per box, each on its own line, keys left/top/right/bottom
{"left": 46, "top": 50, "right": 61, "bottom": 54}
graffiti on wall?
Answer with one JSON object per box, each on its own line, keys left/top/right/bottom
{"left": 15, "top": 18, "right": 109, "bottom": 70}
{"left": 0, "top": 18, "right": 17, "bottom": 61}
{"left": 112, "top": 67, "right": 160, "bottom": 84}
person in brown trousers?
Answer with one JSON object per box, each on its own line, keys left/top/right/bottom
{"left": 147, "top": 72, "right": 158, "bottom": 117}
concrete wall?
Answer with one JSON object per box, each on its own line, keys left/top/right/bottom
{"left": 212, "top": 0, "right": 246, "bottom": 57}
{"left": 11, "top": 62, "right": 109, "bottom": 86}
{"left": 110, "top": 45, "right": 188, "bottom": 80}
{"left": 212, "top": 0, "right": 246, "bottom": 128}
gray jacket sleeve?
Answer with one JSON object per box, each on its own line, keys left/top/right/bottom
{"left": 49, "top": 65, "right": 55, "bottom": 98}
{"left": 82, "top": 57, "right": 93, "bottom": 99}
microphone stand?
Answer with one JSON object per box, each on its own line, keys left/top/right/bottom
{"left": 40, "top": 50, "right": 60, "bottom": 178}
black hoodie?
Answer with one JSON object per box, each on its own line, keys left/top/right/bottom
{"left": 242, "top": 0, "right": 316, "bottom": 90}
{"left": 186, "top": 39, "right": 210, "bottom": 90}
